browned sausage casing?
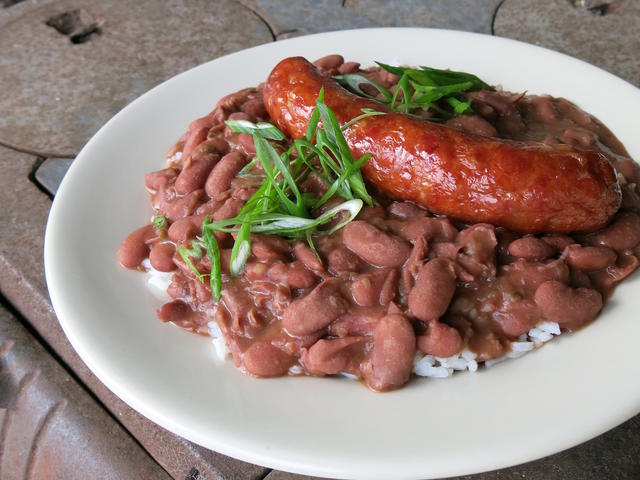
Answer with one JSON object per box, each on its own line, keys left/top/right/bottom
{"left": 263, "top": 57, "right": 621, "bottom": 233}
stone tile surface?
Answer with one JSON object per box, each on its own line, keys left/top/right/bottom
{"left": 0, "top": 146, "right": 269, "bottom": 480}
{"left": 0, "top": 304, "right": 171, "bottom": 479}
{"left": 241, "top": 0, "right": 502, "bottom": 39}
{"left": 494, "top": 0, "right": 640, "bottom": 87}
{"left": 0, "top": 0, "right": 273, "bottom": 157}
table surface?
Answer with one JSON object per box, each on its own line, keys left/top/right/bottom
{"left": 1, "top": 0, "right": 639, "bottom": 479}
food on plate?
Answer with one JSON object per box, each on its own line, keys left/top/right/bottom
{"left": 118, "top": 54, "right": 640, "bottom": 391}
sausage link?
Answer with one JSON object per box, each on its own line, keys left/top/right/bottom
{"left": 263, "top": 57, "right": 621, "bottom": 233}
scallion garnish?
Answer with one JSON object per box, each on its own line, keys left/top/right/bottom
{"left": 334, "top": 61, "right": 493, "bottom": 120}
{"left": 224, "top": 119, "right": 286, "bottom": 141}
{"left": 195, "top": 92, "right": 374, "bottom": 291}
{"left": 152, "top": 214, "right": 167, "bottom": 229}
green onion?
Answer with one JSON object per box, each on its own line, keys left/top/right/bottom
{"left": 177, "top": 243, "right": 205, "bottom": 282}
{"left": 192, "top": 92, "right": 374, "bottom": 297}
{"left": 152, "top": 214, "right": 167, "bottom": 229}
{"left": 229, "top": 221, "right": 251, "bottom": 276}
{"left": 201, "top": 217, "right": 222, "bottom": 301}
{"left": 225, "top": 119, "right": 286, "bottom": 141}
{"left": 334, "top": 74, "right": 392, "bottom": 101}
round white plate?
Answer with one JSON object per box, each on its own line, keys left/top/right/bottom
{"left": 45, "top": 28, "right": 640, "bottom": 479}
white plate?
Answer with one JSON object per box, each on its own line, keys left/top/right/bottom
{"left": 45, "top": 28, "right": 640, "bottom": 479}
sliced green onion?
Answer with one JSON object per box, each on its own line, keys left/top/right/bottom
{"left": 152, "top": 214, "right": 167, "bottom": 229}
{"left": 334, "top": 74, "right": 392, "bottom": 101}
{"left": 225, "top": 119, "right": 286, "bottom": 141}
{"left": 201, "top": 217, "right": 222, "bottom": 301}
{"left": 229, "top": 221, "right": 251, "bottom": 276}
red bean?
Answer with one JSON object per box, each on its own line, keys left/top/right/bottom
{"left": 164, "top": 189, "right": 205, "bottom": 222}
{"left": 303, "top": 337, "right": 366, "bottom": 375}
{"left": 456, "top": 224, "right": 497, "bottom": 279}
{"left": 417, "top": 320, "right": 462, "bottom": 357}
{"left": 445, "top": 115, "right": 498, "bottom": 137}
{"left": 379, "top": 269, "right": 399, "bottom": 305}
{"left": 492, "top": 299, "right": 542, "bottom": 337}
{"left": 343, "top": 221, "right": 411, "bottom": 267}
{"left": 157, "top": 300, "right": 191, "bottom": 323}
{"left": 117, "top": 224, "right": 156, "bottom": 268}
{"left": 191, "top": 136, "right": 230, "bottom": 158}
{"left": 145, "top": 168, "right": 178, "bottom": 192}
{"left": 242, "top": 99, "right": 267, "bottom": 120}
{"left": 149, "top": 243, "right": 176, "bottom": 272}
{"left": 363, "top": 314, "right": 416, "bottom": 392}
{"left": 351, "top": 269, "right": 387, "bottom": 307}
{"left": 243, "top": 342, "right": 294, "bottom": 377}
{"left": 327, "top": 246, "right": 362, "bottom": 274}
{"left": 267, "top": 261, "right": 317, "bottom": 289}
{"left": 337, "top": 61, "right": 360, "bottom": 74}
{"left": 293, "top": 242, "right": 324, "bottom": 272}
{"left": 508, "top": 236, "right": 555, "bottom": 261}
{"left": 212, "top": 198, "right": 244, "bottom": 221}
{"left": 167, "top": 215, "right": 204, "bottom": 244}
{"left": 181, "top": 126, "right": 208, "bottom": 161}
{"left": 237, "top": 133, "right": 256, "bottom": 155}
{"left": 175, "top": 153, "right": 218, "bottom": 195}
{"left": 282, "top": 279, "right": 348, "bottom": 336}
{"left": 205, "top": 151, "right": 247, "bottom": 198}
{"left": 252, "top": 234, "right": 291, "bottom": 261}
{"left": 329, "top": 310, "right": 384, "bottom": 337}
{"left": 589, "top": 252, "right": 639, "bottom": 291}
{"left": 563, "top": 244, "right": 617, "bottom": 270}
{"left": 502, "top": 259, "right": 570, "bottom": 297}
{"left": 587, "top": 212, "right": 640, "bottom": 252}
{"left": 312, "top": 54, "right": 344, "bottom": 71}
{"left": 534, "top": 280, "right": 602, "bottom": 330}
{"left": 408, "top": 258, "right": 456, "bottom": 321}
{"left": 541, "top": 234, "right": 575, "bottom": 253}
{"left": 530, "top": 95, "right": 558, "bottom": 122}
{"left": 398, "top": 216, "right": 458, "bottom": 242}
{"left": 387, "top": 201, "right": 427, "bottom": 219}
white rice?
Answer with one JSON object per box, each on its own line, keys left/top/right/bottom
{"left": 207, "top": 320, "right": 231, "bottom": 363}
{"left": 142, "top": 259, "right": 173, "bottom": 302}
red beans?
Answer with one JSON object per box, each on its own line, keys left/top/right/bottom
{"left": 343, "top": 221, "right": 411, "bottom": 268}
{"left": 563, "top": 244, "right": 617, "bottom": 270}
{"left": 117, "top": 224, "right": 155, "bottom": 268}
{"left": 282, "top": 280, "right": 348, "bottom": 336}
{"left": 503, "top": 259, "right": 570, "bottom": 297}
{"left": 293, "top": 242, "right": 324, "bottom": 272}
{"left": 164, "top": 189, "right": 205, "bottom": 222}
{"left": 251, "top": 234, "right": 291, "bottom": 261}
{"left": 534, "top": 280, "right": 602, "bottom": 330}
{"left": 408, "top": 258, "right": 457, "bottom": 321}
{"left": 167, "top": 215, "right": 204, "bottom": 244}
{"left": 175, "top": 154, "right": 218, "bottom": 195}
{"left": 149, "top": 243, "right": 176, "bottom": 272}
{"left": 492, "top": 299, "right": 542, "bottom": 337}
{"left": 508, "top": 236, "right": 555, "bottom": 261}
{"left": 398, "top": 216, "right": 457, "bottom": 242}
{"left": 243, "top": 342, "right": 294, "bottom": 377}
{"left": 587, "top": 212, "right": 640, "bottom": 252}
{"left": 181, "top": 126, "right": 208, "bottom": 161}
{"left": 327, "top": 246, "right": 362, "bottom": 274}
{"left": 312, "top": 54, "right": 344, "bottom": 71}
{"left": 351, "top": 269, "right": 394, "bottom": 307}
{"left": 267, "top": 261, "right": 317, "bottom": 289}
{"left": 205, "top": 151, "right": 247, "bottom": 198}
{"left": 237, "top": 133, "right": 256, "bottom": 155}
{"left": 303, "top": 337, "right": 366, "bottom": 375}
{"left": 417, "top": 320, "right": 462, "bottom": 357}
{"left": 363, "top": 314, "right": 416, "bottom": 391}
{"left": 212, "top": 198, "right": 243, "bottom": 221}
{"left": 337, "top": 61, "right": 360, "bottom": 74}
{"left": 145, "top": 168, "right": 178, "bottom": 192}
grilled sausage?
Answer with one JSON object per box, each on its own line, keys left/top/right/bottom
{"left": 263, "top": 57, "right": 621, "bottom": 234}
